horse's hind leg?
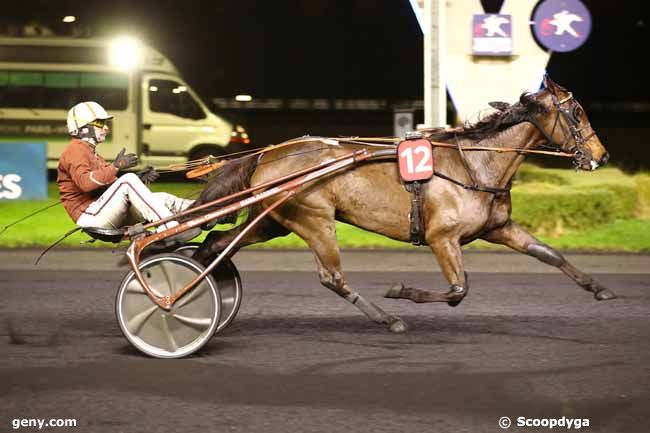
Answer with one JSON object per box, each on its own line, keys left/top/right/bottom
{"left": 385, "top": 237, "right": 469, "bottom": 306}
{"left": 481, "top": 220, "right": 616, "bottom": 300}
{"left": 272, "top": 207, "right": 407, "bottom": 333}
{"left": 193, "top": 217, "right": 289, "bottom": 264}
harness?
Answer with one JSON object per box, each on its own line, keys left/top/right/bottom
{"left": 163, "top": 89, "right": 589, "bottom": 247}
{"left": 400, "top": 90, "right": 588, "bottom": 245}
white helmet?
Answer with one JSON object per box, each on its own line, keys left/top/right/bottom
{"left": 66, "top": 101, "right": 113, "bottom": 135}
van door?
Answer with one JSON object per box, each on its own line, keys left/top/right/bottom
{"left": 141, "top": 74, "right": 209, "bottom": 166}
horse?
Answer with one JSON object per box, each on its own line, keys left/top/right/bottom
{"left": 188, "top": 76, "right": 615, "bottom": 333}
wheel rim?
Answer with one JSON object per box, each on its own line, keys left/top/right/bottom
{"left": 116, "top": 254, "right": 220, "bottom": 358}
{"left": 174, "top": 244, "right": 242, "bottom": 332}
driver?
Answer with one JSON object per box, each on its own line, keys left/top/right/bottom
{"left": 57, "top": 101, "right": 200, "bottom": 244}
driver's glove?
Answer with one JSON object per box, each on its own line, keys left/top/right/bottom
{"left": 137, "top": 165, "right": 160, "bottom": 184}
{"left": 113, "top": 148, "right": 138, "bottom": 171}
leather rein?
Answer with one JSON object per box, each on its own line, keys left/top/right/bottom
{"left": 169, "top": 92, "right": 582, "bottom": 194}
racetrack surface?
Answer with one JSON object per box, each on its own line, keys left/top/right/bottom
{"left": 1, "top": 250, "right": 649, "bottom": 433}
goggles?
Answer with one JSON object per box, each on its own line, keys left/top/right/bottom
{"left": 88, "top": 119, "right": 108, "bottom": 128}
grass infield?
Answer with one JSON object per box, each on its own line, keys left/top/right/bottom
{"left": 1, "top": 165, "right": 649, "bottom": 252}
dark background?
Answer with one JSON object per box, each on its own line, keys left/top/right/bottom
{"left": 2, "top": 0, "right": 649, "bottom": 169}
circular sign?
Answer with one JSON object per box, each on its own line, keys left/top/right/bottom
{"left": 533, "top": 0, "right": 592, "bottom": 52}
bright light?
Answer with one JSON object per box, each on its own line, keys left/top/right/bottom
{"left": 149, "top": 85, "right": 158, "bottom": 92}
{"left": 235, "top": 94, "right": 252, "bottom": 102}
{"left": 178, "top": 86, "right": 187, "bottom": 92}
{"left": 62, "top": 16, "right": 76, "bottom": 23}
{"left": 109, "top": 37, "right": 141, "bottom": 71}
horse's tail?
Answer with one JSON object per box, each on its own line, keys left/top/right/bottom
{"left": 186, "top": 153, "right": 259, "bottom": 224}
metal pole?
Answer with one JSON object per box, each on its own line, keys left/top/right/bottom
{"left": 424, "top": 0, "right": 446, "bottom": 127}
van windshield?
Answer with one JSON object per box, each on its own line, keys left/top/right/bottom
{"left": 0, "top": 70, "right": 128, "bottom": 110}
{"left": 148, "top": 79, "right": 205, "bottom": 120}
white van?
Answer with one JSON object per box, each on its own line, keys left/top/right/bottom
{"left": 0, "top": 36, "right": 249, "bottom": 169}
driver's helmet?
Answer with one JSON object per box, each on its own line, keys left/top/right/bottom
{"left": 66, "top": 101, "right": 113, "bottom": 139}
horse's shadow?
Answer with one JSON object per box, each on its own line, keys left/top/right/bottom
{"left": 218, "top": 314, "right": 601, "bottom": 345}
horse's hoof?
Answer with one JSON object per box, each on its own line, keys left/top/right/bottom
{"left": 595, "top": 289, "right": 617, "bottom": 301}
{"left": 385, "top": 283, "right": 404, "bottom": 299}
{"left": 389, "top": 318, "right": 408, "bottom": 334}
{"left": 446, "top": 285, "right": 467, "bottom": 307}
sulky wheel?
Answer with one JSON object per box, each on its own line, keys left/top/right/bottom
{"left": 174, "top": 243, "right": 243, "bottom": 332}
{"left": 115, "top": 253, "right": 221, "bottom": 359}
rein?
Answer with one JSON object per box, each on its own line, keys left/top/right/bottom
{"left": 169, "top": 137, "right": 339, "bottom": 178}
{"left": 165, "top": 135, "right": 576, "bottom": 179}
{"left": 348, "top": 137, "right": 576, "bottom": 157}
{"left": 162, "top": 102, "right": 580, "bottom": 194}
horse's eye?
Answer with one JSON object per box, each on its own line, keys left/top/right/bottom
{"left": 573, "top": 106, "right": 584, "bottom": 121}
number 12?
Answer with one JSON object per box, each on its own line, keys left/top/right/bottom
{"left": 400, "top": 145, "right": 433, "bottom": 173}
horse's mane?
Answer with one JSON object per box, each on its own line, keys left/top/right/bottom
{"left": 427, "top": 92, "right": 548, "bottom": 143}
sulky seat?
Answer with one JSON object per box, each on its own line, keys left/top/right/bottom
{"left": 81, "top": 227, "right": 127, "bottom": 243}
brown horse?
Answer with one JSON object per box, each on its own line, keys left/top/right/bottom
{"left": 189, "top": 76, "right": 615, "bottom": 333}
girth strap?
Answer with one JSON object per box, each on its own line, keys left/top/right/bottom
{"left": 433, "top": 171, "right": 511, "bottom": 195}
{"left": 404, "top": 180, "right": 426, "bottom": 245}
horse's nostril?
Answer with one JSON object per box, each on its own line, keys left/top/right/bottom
{"left": 600, "top": 151, "right": 610, "bottom": 165}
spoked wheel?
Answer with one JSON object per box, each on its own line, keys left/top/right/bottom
{"left": 116, "top": 253, "right": 221, "bottom": 359}
{"left": 174, "top": 243, "right": 243, "bottom": 332}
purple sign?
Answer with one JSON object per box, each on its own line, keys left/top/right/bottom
{"left": 533, "top": 0, "right": 591, "bottom": 52}
{"left": 472, "top": 14, "right": 513, "bottom": 56}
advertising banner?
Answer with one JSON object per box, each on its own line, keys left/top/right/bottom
{"left": 0, "top": 142, "right": 48, "bottom": 200}
{"left": 472, "top": 14, "right": 513, "bottom": 56}
{"left": 533, "top": 0, "right": 591, "bottom": 52}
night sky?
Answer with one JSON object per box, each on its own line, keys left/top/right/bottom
{"left": 1, "top": 0, "right": 649, "bottom": 104}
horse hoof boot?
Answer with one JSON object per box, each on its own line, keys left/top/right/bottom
{"left": 447, "top": 284, "right": 467, "bottom": 307}
{"left": 595, "top": 289, "right": 617, "bottom": 301}
{"left": 389, "top": 318, "right": 408, "bottom": 334}
{"left": 385, "top": 283, "right": 404, "bottom": 299}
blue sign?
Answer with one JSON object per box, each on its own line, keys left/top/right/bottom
{"left": 473, "top": 14, "right": 513, "bottom": 56}
{"left": 533, "top": 0, "right": 591, "bottom": 52}
{"left": 0, "top": 142, "right": 47, "bottom": 200}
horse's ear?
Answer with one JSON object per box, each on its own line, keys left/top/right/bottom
{"left": 488, "top": 101, "right": 511, "bottom": 112}
{"left": 543, "top": 75, "right": 561, "bottom": 92}
{"left": 543, "top": 74, "right": 552, "bottom": 88}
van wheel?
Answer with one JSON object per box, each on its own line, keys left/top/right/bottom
{"left": 189, "top": 145, "right": 226, "bottom": 163}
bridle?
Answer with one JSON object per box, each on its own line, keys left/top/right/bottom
{"left": 526, "top": 90, "right": 596, "bottom": 164}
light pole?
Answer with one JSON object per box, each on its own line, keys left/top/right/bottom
{"left": 424, "top": 0, "right": 446, "bottom": 128}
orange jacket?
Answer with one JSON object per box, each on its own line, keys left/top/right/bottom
{"left": 57, "top": 139, "right": 118, "bottom": 222}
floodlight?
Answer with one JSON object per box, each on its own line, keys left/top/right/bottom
{"left": 109, "top": 37, "right": 141, "bottom": 71}
{"left": 62, "top": 16, "right": 76, "bottom": 23}
{"left": 235, "top": 94, "right": 252, "bottom": 102}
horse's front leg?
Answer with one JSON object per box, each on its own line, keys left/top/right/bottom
{"left": 385, "top": 238, "right": 469, "bottom": 306}
{"left": 481, "top": 220, "right": 616, "bottom": 300}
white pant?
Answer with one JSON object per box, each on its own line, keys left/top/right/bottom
{"left": 76, "top": 173, "right": 193, "bottom": 231}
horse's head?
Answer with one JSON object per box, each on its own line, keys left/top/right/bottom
{"left": 532, "top": 76, "right": 609, "bottom": 170}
